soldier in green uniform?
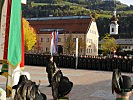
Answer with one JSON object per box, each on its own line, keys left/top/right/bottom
{"left": 112, "top": 69, "right": 133, "bottom": 100}
{"left": 46, "top": 56, "right": 56, "bottom": 87}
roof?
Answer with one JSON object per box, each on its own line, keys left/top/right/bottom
{"left": 116, "top": 39, "right": 133, "bottom": 45}
{"left": 99, "top": 39, "right": 133, "bottom": 45}
{"left": 27, "top": 16, "right": 91, "bottom": 21}
{"left": 27, "top": 16, "right": 93, "bottom": 34}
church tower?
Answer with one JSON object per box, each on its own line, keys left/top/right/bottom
{"left": 110, "top": 0, "right": 119, "bottom": 35}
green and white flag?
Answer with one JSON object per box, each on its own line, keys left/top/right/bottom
{"left": 8, "top": 0, "right": 22, "bottom": 67}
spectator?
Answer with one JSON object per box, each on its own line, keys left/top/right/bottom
{"left": 112, "top": 69, "right": 133, "bottom": 100}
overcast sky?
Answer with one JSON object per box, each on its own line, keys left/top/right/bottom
{"left": 118, "top": 0, "right": 133, "bottom": 6}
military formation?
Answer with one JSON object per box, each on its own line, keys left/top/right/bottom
{"left": 25, "top": 53, "right": 133, "bottom": 73}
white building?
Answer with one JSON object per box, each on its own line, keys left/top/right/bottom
{"left": 28, "top": 16, "right": 99, "bottom": 56}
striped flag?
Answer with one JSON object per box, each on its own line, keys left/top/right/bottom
{"left": 50, "top": 32, "right": 56, "bottom": 56}
{"left": 55, "top": 31, "right": 59, "bottom": 53}
{"left": 20, "top": 18, "right": 25, "bottom": 69}
{"left": 0, "top": 0, "right": 8, "bottom": 60}
{"left": 0, "top": 0, "right": 26, "bottom": 97}
{"left": 7, "top": 0, "right": 22, "bottom": 97}
{"left": 0, "top": 0, "right": 11, "bottom": 78}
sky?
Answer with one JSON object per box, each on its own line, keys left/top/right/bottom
{"left": 118, "top": 0, "right": 133, "bottom": 6}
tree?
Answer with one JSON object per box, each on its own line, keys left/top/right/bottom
{"left": 64, "top": 34, "right": 75, "bottom": 54}
{"left": 23, "top": 18, "right": 37, "bottom": 51}
{"left": 78, "top": 38, "right": 86, "bottom": 54}
{"left": 101, "top": 33, "right": 118, "bottom": 56}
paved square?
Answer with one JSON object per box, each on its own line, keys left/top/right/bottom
{"left": 0, "top": 65, "right": 133, "bottom": 100}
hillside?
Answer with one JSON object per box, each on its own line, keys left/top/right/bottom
{"left": 22, "top": 0, "right": 133, "bottom": 36}
{"left": 22, "top": 0, "right": 133, "bottom": 18}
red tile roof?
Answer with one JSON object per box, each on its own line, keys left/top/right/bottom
{"left": 28, "top": 16, "right": 93, "bottom": 34}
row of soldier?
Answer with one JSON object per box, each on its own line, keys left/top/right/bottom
{"left": 25, "top": 54, "right": 133, "bottom": 73}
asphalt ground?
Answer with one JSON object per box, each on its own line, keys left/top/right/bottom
{"left": 0, "top": 65, "right": 133, "bottom": 100}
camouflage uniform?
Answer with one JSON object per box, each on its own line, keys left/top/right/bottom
{"left": 46, "top": 61, "right": 56, "bottom": 86}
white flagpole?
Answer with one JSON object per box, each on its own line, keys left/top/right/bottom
{"left": 75, "top": 38, "right": 78, "bottom": 69}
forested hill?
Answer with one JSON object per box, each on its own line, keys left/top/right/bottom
{"left": 23, "top": 0, "right": 133, "bottom": 18}
{"left": 22, "top": 0, "right": 133, "bottom": 37}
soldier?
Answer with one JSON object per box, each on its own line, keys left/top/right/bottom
{"left": 112, "top": 69, "right": 133, "bottom": 100}
{"left": 46, "top": 56, "right": 57, "bottom": 87}
{"left": 52, "top": 70, "right": 73, "bottom": 100}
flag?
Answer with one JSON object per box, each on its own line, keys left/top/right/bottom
{"left": 50, "top": 32, "right": 56, "bottom": 56}
{"left": 8, "top": 0, "right": 22, "bottom": 67}
{"left": 0, "top": 0, "right": 5, "bottom": 26}
{"left": 0, "top": 0, "right": 11, "bottom": 78}
{"left": 20, "top": 18, "right": 25, "bottom": 69}
{"left": 0, "top": 0, "right": 25, "bottom": 97}
{"left": 55, "top": 31, "right": 59, "bottom": 53}
{"left": 7, "top": 0, "right": 22, "bottom": 97}
{"left": 0, "top": 0, "right": 8, "bottom": 60}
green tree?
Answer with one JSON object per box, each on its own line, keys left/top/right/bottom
{"left": 23, "top": 18, "right": 37, "bottom": 51}
{"left": 64, "top": 34, "right": 75, "bottom": 54}
{"left": 101, "top": 33, "right": 118, "bottom": 56}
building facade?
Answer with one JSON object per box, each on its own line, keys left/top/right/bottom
{"left": 27, "top": 16, "right": 99, "bottom": 56}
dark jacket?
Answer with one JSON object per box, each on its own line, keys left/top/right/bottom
{"left": 46, "top": 61, "right": 56, "bottom": 74}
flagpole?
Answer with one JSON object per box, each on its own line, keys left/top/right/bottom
{"left": 75, "top": 38, "right": 78, "bottom": 69}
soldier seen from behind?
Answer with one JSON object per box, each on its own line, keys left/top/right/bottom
{"left": 46, "top": 56, "right": 57, "bottom": 87}
{"left": 112, "top": 69, "right": 133, "bottom": 100}
{"left": 52, "top": 70, "right": 73, "bottom": 100}
{"left": 12, "top": 75, "right": 47, "bottom": 100}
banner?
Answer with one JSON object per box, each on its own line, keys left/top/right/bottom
{"left": 8, "top": 0, "right": 22, "bottom": 67}
{"left": 50, "top": 32, "right": 56, "bottom": 56}
{"left": 0, "top": 0, "right": 8, "bottom": 60}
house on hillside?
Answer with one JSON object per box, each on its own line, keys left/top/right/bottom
{"left": 27, "top": 16, "right": 99, "bottom": 56}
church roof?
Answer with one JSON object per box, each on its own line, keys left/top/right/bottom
{"left": 27, "top": 16, "right": 93, "bottom": 34}
{"left": 111, "top": 15, "right": 118, "bottom": 21}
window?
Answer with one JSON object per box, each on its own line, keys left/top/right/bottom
{"left": 89, "top": 49, "right": 90, "bottom": 53}
{"left": 90, "top": 49, "right": 92, "bottom": 53}
{"left": 73, "top": 38, "right": 76, "bottom": 42}
{"left": 46, "top": 47, "right": 48, "bottom": 52}
{"left": 112, "top": 28, "right": 114, "bottom": 32}
{"left": 41, "top": 38, "right": 43, "bottom": 42}
{"left": 65, "top": 38, "right": 67, "bottom": 42}
{"left": 125, "top": 46, "right": 127, "bottom": 49}
{"left": 46, "top": 38, "right": 49, "bottom": 42}
{"left": 80, "top": 49, "right": 82, "bottom": 53}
